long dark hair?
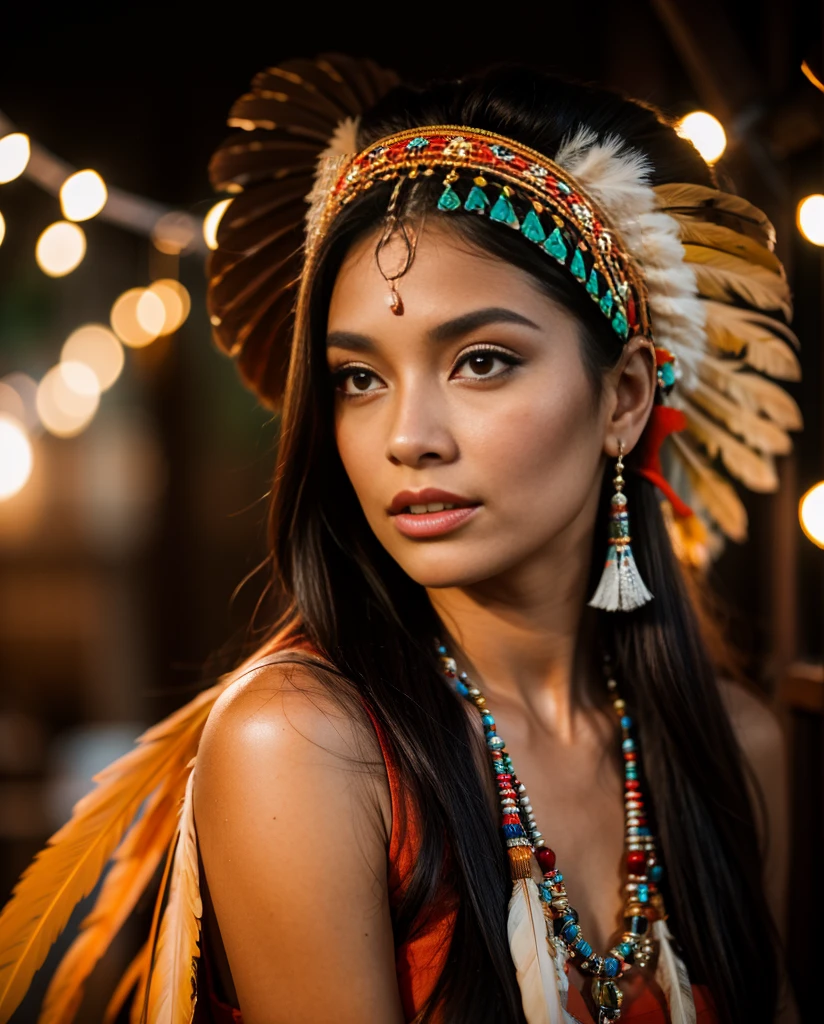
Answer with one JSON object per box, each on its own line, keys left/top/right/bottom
{"left": 254, "top": 66, "right": 777, "bottom": 1022}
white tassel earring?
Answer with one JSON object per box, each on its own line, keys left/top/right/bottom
{"left": 588, "top": 441, "right": 654, "bottom": 612}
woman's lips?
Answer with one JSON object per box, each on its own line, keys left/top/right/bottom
{"left": 391, "top": 504, "right": 481, "bottom": 538}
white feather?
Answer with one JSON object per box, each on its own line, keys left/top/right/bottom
{"left": 653, "top": 919, "right": 696, "bottom": 1024}
{"left": 304, "top": 116, "right": 361, "bottom": 250}
{"left": 507, "top": 878, "right": 576, "bottom": 1024}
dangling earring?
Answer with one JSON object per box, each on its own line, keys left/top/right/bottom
{"left": 588, "top": 440, "right": 654, "bottom": 612}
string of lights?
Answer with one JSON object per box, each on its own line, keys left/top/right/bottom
{"left": 0, "top": 108, "right": 822, "bottom": 544}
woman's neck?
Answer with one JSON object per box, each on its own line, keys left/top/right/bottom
{"left": 427, "top": 545, "right": 604, "bottom": 746}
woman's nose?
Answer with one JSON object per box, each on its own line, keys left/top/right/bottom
{"left": 385, "top": 381, "right": 459, "bottom": 466}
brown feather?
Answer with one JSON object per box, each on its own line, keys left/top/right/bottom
{"left": 697, "top": 357, "right": 803, "bottom": 430}
{"left": 0, "top": 682, "right": 226, "bottom": 1024}
{"left": 653, "top": 182, "right": 776, "bottom": 248}
{"left": 145, "top": 763, "right": 202, "bottom": 1024}
{"left": 689, "top": 379, "right": 792, "bottom": 454}
{"left": 670, "top": 217, "right": 782, "bottom": 274}
{"left": 704, "top": 301, "right": 801, "bottom": 380}
{"left": 682, "top": 244, "right": 792, "bottom": 318}
{"left": 679, "top": 398, "right": 779, "bottom": 491}
{"left": 671, "top": 434, "right": 748, "bottom": 542}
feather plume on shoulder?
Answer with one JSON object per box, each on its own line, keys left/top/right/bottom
{"left": 507, "top": 877, "right": 577, "bottom": 1024}
{"left": 653, "top": 919, "right": 696, "bottom": 1024}
{"left": 145, "top": 760, "right": 202, "bottom": 1024}
{"left": 0, "top": 678, "right": 229, "bottom": 1024}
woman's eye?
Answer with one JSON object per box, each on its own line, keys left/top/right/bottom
{"left": 333, "top": 368, "right": 382, "bottom": 396}
{"left": 453, "top": 349, "right": 519, "bottom": 380}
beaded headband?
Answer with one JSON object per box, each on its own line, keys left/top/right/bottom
{"left": 314, "top": 126, "right": 652, "bottom": 348}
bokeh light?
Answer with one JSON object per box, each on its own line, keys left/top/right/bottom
{"left": 797, "top": 195, "right": 824, "bottom": 246}
{"left": 0, "top": 414, "right": 33, "bottom": 500}
{"left": 111, "top": 288, "right": 161, "bottom": 348}
{"left": 0, "top": 373, "right": 39, "bottom": 431}
{"left": 0, "top": 210, "right": 5, "bottom": 247}
{"left": 35, "top": 221, "right": 87, "bottom": 277}
{"left": 0, "top": 133, "right": 31, "bottom": 184}
{"left": 61, "top": 324, "right": 125, "bottom": 391}
{"left": 60, "top": 169, "right": 108, "bottom": 221}
{"left": 151, "top": 211, "right": 197, "bottom": 255}
{"left": 203, "top": 199, "right": 232, "bottom": 250}
{"left": 799, "top": 482, "right": 824, "bottom": 548}
{"left": 36, "top": 362, "right": 100, "bottom": 437}
{"left": 675, "top": 111, "right": 727, "bottom": 164}
{"left": 147, "top": 279, "right": 191, "bottom": 334}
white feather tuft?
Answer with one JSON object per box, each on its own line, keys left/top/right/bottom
{"left": 304, "top": 116, "right": 361, "bottom": 250}
{"left": 506, "top": 878, "right": 576, "bottom": 1024}
{"left": 653, "top": 919, "right": 697, "bottom": 1024}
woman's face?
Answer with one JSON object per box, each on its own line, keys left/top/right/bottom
{"left": 326, "top": 221, "right": 613, "bottom": 591}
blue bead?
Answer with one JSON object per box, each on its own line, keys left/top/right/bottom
{"left": 438, "top": 645, "right": 447, "bottom": 654}
{"left": 482, "top": 714, "right": 495, "bottom": 727}
{"left": 604, "top": 958, "right": 620, "bottom": 978}
{"left": 554, "top": 873, "right": 563, "bottom": 882}
{"left": 487, "top": 734, "right": 505, "bottom": 750}
{"left": 620, "top": 715, "right": 632, "bottom": 729}
{"left": 503, "top": 823, "right": 525, "bottom": 838}
{"left": 616, "top": 942, "right": 633, "bottom": 958}
{"left": 456, "top": 681, "right": 469, "bottom": 696}
{"left": 661, "top": 362, "right": 676, "bottom": 386}
{"left": 622, "top": 738, "right": 634, "bottom": 752}
{"left": 574, "top": 938, "right": 593, "bottom": 958}
{"left": 636, "top": 885, "right": 649, "bottom": 902}
{"left": 539, "top": 884, "right": 553, "bottom": 902}
{"left": 638, "top": 827, "right": 650, "bottom": 836}
{"left": 649, "top": 865, "right": 664, "bottom": 882}
{"left": 561, "top": 922, "right": 580, "bottom": 942}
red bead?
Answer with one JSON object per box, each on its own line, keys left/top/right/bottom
{"left": 626, "top": 780, "right": 640, "bottom": 790}
{"left": 498, "top": 774, "right": 512, "bottom": 782}
{"left": 535, "top": 847, "right": 557, "bottom": 872}
{"left": 502, "top": 814, "right": 521, "bottom": 825}
{"left": 627, "top": 851, "right": 646, "bottom": 872}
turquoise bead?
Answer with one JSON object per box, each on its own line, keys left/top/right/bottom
{"left": 637, "top": 884, "right": 649, "bottom": 902}
{"left": 604, "top": 957, "right": 620, "bottom": 978}
{"left": 620, "top": 715, "right": 632, "bottom": 729}
{"left": 437, "top": 185, "right": 461, "bottom": 211}
{"left": 489, "top": 192, "right": 519, "bottom": 228}
{"left": 464, "top": 185, "right": 489, "bottom": 212}
{"left": 482, "top": 714, "right": 495, "bottom": 727}
{"left": 574, "top": 938, "right": 593, "bottom": 958}
{"left": 561, "top": 922, "right": 581, "bottom": 942}
{"left": 649, "top": 864, "right": 664, "bottom": 882}
{"left": 599, "top": 290, "right": 614, "bottom": 316}
{"left": 612, "top": 308, "right": 629, "bottom": 338}
{"left": 543, "top": 227, "right": 568, "bottom": 263}
{"left": 570, "top": 247, "right": 587, "bottom": 282}
{"left": 521, "top": 207, "right": 546, "bottom": 243}
{"left": 661, "top": 362, "right": 676, "bottom": 386}
{"left": 586, "top": 268, "right": 600, "bottom": 297}
{"left": 487, "top": 734, "right": 505, "bottom": 750}
{"left": 615, "top": 942, "right": 633, "bottom": 958}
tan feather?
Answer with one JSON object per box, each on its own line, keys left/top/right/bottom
{"left": 682, "top": 245, "right": 792, "bottom": 319}
{"left": 704, "top": 301, "right": 801, "bottom": 380}
{"left": 688, "top": 379, "right": 792, "bottom": 454}
{"left": 671, "top": 216, "right": 782, "bottom": 273}
{"left": 652, "top": 182, "right": 776, "bottom": 248}
{"left": 38, "top": 782, "right": 183, "bottom": 1024}
{"left": 670, "top": 434, "right": 748, "bottom": 542}
{"left": 0, "top": 680, "right": 227, "bottom": 1024}
{"left": 679, "top": 398, "right": 779, "bottom": 491}
{"left": 697, "top": 357, "right": 803, "bottom": 430}
{"left": 102, "top": 941, "right": 151, "bottom": 1024}
{"left": 145, "top": 762, "right": 202, "bottom": 1024}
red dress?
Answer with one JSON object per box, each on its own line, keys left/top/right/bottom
{"left": 196, "top": 698, "right": 717, "bottom": 1023}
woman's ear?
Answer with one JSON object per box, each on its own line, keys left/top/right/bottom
{"left": 602, "top": 336, "right": 656, "bottom": 457}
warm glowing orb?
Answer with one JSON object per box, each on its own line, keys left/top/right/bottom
{"left": 797, "top": 195, "right": 824, "bottom": 247}
{"left": 0, "top": 210, "right": 5, "bottom": 247}
{"left": 111, "top": 288, "right": 161, "bottom": 348}
{"left": 675, "top": 111, "right": 727, "bottom": 164}
{"left": 203, "top": 199, "right": 232, "bottom": 250}
{"left": 799, "top": 482, "right": 824, "bottom": 549}
{"left": 147, "top": 279, "right": 191, "bottom": 334}
{"left": 60, "top": 169, "right": 108, "bottom": 221}
{"left": 62, "top": 324, "right": 125, "bottom": 391}
{"left": 0, "top": 414, "right": 33, "bottom": 499}
{"left": 36, "top": 221, "right": 87, "bottom": 277}
{"left": 36, "top": 362, "right": 100, "bottom": 437}
{"left": 0, "top": 133, "right": 31, "bottom": 184}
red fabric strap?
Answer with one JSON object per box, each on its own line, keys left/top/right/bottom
{"left": 632, "top": 404, "right": 694, "bottom": 519}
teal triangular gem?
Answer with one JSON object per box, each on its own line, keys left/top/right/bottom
{"left": 570, "top": 248, "right": 587, "bottom": 282}
{"left": 438, "top": 185, "right": 461, "bottom": 212}
{"left": 612, "top": 309, "right": 629, "bottom": 339}
{"left": 599, "top": 290, "right": 614, "bottom": 316}
{"left": 543, "top": 227, "right": 568, "bottom": 263}
{"left": 489, "top": 192, "right": 519, "bottom": 228}
{"left": 586, "top": 268, "right": 600, "bottom": 298}
{"left": 521, "top": 208, "right": 546, "bottom": 243}
{"left": 464, "top": 185, "right": 489, "bottom": 212}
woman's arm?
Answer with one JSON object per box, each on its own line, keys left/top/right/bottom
{"left": 719, "top": 680, "right": 798, "bottom": 1024}
{"left": 194, "top": 662, "right": 404, "bottom": 1024}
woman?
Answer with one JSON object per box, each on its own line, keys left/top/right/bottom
{"left": 0, "top": 56, "right": 801, "bottom": 1024}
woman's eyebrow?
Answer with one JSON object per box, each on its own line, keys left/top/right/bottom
{"left": 326, "top": 307, "right": 540, "bottom": 352}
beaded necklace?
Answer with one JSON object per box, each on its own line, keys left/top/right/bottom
{"left": 436, "top": 642, "right": 668, "bottom": 1022}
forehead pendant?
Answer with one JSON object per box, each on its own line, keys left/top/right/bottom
{"left": 374, "top": 176, "right": 417, "bottom": 316}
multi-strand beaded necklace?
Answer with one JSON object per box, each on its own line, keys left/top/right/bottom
{"left": 436, "top": 642, "right": 667, "bottom": 1021}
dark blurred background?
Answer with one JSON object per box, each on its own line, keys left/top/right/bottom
{"left": 0, "top": 2, "right": 821, "bottom": 1020}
